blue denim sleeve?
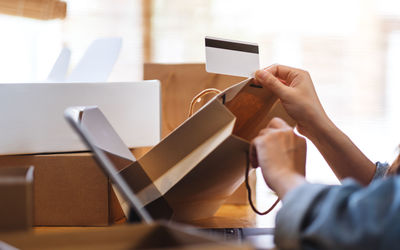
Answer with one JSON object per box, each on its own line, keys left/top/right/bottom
{"left": 275, "top": 176, "right": 400, "bottom": 250}
{"left": 372, "top": 161, "right": 390, "bottom": 180}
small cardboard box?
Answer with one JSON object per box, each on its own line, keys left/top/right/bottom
{"left": 0, "top": 223, "right": 252, "bottom": 250}
{"left": 0, "top": 153, "right": 125, "bottom": 226}
{"left": 0, "top": 166, "right": 34, "bottom": 232}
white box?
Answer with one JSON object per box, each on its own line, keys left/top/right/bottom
{"left": 0, "top": 81, "right": 160, "bottom": 154}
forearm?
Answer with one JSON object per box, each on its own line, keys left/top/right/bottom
{"left": 275, "top": 177, "right": 400, "bottom": 250}
{"left": 267, "top": 171, "right": 306, "bottom": 199}
{"left": 304, "top": 116, "right": 375, "bottom": 185}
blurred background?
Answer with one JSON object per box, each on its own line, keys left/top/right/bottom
{"left": 1, "top": 0, "right": 400, "bottom": 226}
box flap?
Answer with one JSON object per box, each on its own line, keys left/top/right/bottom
{"left": 67, "top": 38, "right": 122, "bottom": 83}
{"left": 0, "top": 166, "right": 34, "bottom": 184}
{"left": 0, "top": 166, "right": 34, "bottom": 232}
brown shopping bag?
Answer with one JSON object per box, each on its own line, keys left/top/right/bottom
{"left": 142, "top": 63, "right": 254, "bottom": 206}
{"left": 142, "top": 63, "right": 293, "bottom": 205}
{"left": 120, "top": 78, "right": 295, "bottom": 222}
{"left": 143, "top": 63, "right": 247, "bottom": 138}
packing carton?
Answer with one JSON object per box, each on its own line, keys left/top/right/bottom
{"left": 0, "top": 153, "right": 125, "bottom": 226}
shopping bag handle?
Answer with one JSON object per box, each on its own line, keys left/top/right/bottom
{"left": 189, "top": 89, "right": 279, "bottom": 215}
{"left": 188, "top": 88, "right": 222, "bottom": 117}
{"left": 245, "top": 152, "right": 280, "bottom": 215}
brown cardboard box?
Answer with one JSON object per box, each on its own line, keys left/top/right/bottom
{"left": 0, "top": 223, "right": 252, "bottom": 250}
{"left": 0, "top": 153, "right": 125, "bottom": 226}
{"left": 0, "top": 166, "right": 34, "bottom": 232}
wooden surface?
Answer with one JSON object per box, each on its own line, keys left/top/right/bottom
{"left": 23, "top": 205, "right": 271, "bottom": 250}
{"left": 4, "top": 224, "right": 252, "bottom": 250}
{"left": 33, "top": 204, "right": 257, "bottom": 234}
{"left": 0, "top": 0, "right": 67, "bottom": 20}
{"left": 142, "top": 0, "right": 152, "bottom": 62}
{"left": 187, "top": 204, "right": 256, "bottom": 228}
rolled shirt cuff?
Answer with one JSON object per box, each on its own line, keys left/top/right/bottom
{"left": 372, "top": 161, "right": 390, "bottom": 181}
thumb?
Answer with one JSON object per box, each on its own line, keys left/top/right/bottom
{"left": 255, "top": 70, "right": 289, "bottom": 98}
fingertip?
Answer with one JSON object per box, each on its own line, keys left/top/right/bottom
{"left": 253, "top": 76, "right": 259, "bottom": 84}
{"left": 265, "top": 63, "right": 278, "bottom": 71}
{"left": 255, "top": 69, "right": 267, "bottom": 80}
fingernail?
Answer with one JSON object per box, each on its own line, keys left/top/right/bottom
{"left": 265, "top": 63, "right": 277, "bottom": 70}
{"left": 256, "top": 70, "right": 268, "bottom": 80}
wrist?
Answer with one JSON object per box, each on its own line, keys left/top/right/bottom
{"left": 299, "top": 112, "right": 334, "bottom": 142}
{"left": 266, "top": 171, "right": 306, "bottom": 199}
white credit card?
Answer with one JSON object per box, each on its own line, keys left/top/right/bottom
{"left": 205, "top": 36, "right": 260, "bottom": 78}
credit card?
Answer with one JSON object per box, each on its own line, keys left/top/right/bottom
{"left": 205, "top": 36, "right": 260, "bottom": 78}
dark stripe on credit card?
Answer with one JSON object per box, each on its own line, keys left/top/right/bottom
{"left": 205, "top": 38, "right": 259, "bottom": 54}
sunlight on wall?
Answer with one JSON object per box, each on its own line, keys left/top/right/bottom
{"left": 0, "top": 15, "right": 62, "bottom": 82}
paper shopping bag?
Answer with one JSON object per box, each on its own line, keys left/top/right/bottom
{"left": 143, "top": 63, "right": 289, "bottom": 205}
{"left": 143, "top": 63, "right": 247, "bottom": 138}
{"left": 142, "top": 63, "right": 253, "bottom": 205}
{"left": 118, "top": 77, "right": 294, "bottom": 222}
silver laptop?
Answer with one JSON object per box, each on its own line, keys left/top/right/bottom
{"left": 64, "top": 106, "right": 275, "bottom": 249}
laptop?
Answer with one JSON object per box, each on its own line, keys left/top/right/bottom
{"left": 64, "top": 106, "right": 275, "bottom": 249}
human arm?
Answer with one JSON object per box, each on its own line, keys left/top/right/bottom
{"left": 275, "top": 176, "right": 400, "bottom": 250}
{"left": 249, "top": 117, "right": 307, "bottom": 199}
{"left": 254, "top": 65, "right": 376, "bottom": 185}
{"left": 250, "top": 119, "right": 400, "bottom": 250}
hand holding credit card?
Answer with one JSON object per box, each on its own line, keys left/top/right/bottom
{"left": 205, "top": 36, "right": 260, "bottom": 78}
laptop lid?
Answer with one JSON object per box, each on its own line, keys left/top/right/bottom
{"left": 64, "top": 106, "right": 153, "bottom": 223}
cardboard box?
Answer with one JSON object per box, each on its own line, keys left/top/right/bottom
{"left": 0, "top": 223, "right": 252, "bottom": 250}
{"left": 0, "top": 166, "right": 34, "bottom": 232}
{"left": 0, "top": 153, "right": 125, "bottom": 226}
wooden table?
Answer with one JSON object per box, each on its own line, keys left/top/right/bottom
{"left": 33, "top": 204, "right": 258, "bottom": 233}
{"left": 12, "top": 204, "right": 275, "bottom": 250}
{"left": 3, "top": 223, "right": 252, "bottom": 250}
{"left": 186, "top": 204, "right": 257, "bottom": 228}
